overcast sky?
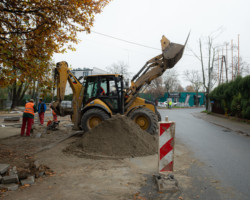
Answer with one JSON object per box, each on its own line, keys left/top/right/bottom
{"left": 53, "top": 0, "right": 250, "bottom": 87}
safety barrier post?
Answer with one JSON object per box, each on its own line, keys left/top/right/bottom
{"left": 158, "top": 117, "right": 175, "bottom": 173}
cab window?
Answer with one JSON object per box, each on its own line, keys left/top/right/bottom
{"left": 100, "top": 78, "right": 107, "bottom": 95}
{"left": 84, "top": 77, "right": 98, "bottom": 103}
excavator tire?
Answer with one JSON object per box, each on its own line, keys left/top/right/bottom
{"left": 81, "top": 108, "right": 110, "bottom": 132}
{"left": 156, "top": 110, "right": 162, "bottom": 121}
{"left": 128, "top": 107, "right": 158, "bottom": 135}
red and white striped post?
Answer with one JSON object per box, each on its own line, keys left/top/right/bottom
{"left": 158, "top": 118, "right": 175, "bottom": 173}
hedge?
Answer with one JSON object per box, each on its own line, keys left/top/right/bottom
{"left": 209, "top": 75, "right": 250, "bottom": 119}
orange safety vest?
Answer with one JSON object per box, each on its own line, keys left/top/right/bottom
{"left": 24, "top": 102, "right": 35, "bottom": 116}
{"left": 52, "top": 109, "right": 56, "bottom": 116}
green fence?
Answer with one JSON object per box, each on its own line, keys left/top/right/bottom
{"left": 138, "top": 92, "right": 205, "bottom": 106}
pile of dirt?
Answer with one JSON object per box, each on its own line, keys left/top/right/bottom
{"left": 65, "top": 115, "right": 158, "bottom": 159}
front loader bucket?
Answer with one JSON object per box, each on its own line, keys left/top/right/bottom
{"left": 126, "top": 34, "right": 189, "bottom": 107}
{"left": 161, "top": 34, "right": 189, "bottom": 69}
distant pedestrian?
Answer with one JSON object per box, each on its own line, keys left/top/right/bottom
{"left": 155, "top": 99, "right": 158, "bottom": 106}
{"left": 21, "top": 99, "right": 37, "bottom": 136}
{"left": 169, "top": 101, "right": 172, "bottom": 109}
{"left": 38, "top": 99, "right": 47, "bottom": 125}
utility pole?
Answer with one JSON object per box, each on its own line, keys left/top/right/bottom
{"left": 218, "top": 50, "right": 220, "bottom": 84}
{"left": 225, "top": 43, "right": 228, "bottom": 83}
{"left": 221, "top": 48, "right": 224, "bottom": 83}
{"left": 238, "top": 34, "right": 240, "bottom": 76}
{"left": 219, "top": 49, "right": 224, "bottom": 85}
{"left": 231, "top": 40, "right": 234, "bottom": 80}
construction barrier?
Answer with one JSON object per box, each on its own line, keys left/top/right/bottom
{"left": 158, "top": 118, "right": 175, "bottom": 173}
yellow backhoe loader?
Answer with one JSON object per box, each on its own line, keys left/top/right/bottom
{"left": 52, "top": 35, "right": 187, "bottom": 134}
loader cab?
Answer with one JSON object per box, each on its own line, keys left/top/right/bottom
{"left": 83, "top": 75, "right": 124, "bottom": 114}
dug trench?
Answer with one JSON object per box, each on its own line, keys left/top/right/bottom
{"left": 1, "top": 115, "right": 225, "bottom": 200}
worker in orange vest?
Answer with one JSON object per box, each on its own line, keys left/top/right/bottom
{"left": 21, "top": 99, "right": 37, "bottom": 136}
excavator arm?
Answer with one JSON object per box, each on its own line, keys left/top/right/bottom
{"left": 51, "top": 35, "right": 188, "bottom": 132}
{"left": 52, "top": 61, "right": 84, "bottom": 130}
{"left": 125, "top": 35, "right": 188, "bottom": 109}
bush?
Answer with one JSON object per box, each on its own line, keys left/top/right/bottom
{"left": 242, "top": 106, "right": 250, "bottom": 119}
{"left": 231, "top": 93, "right": 242, "bottom": 117}
{"left": 209, "top": 75, "right": 250, "bottom": 120}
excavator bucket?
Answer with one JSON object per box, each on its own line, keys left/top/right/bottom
{"left": 161, "top": 34, "right": 189, "bottom": 69}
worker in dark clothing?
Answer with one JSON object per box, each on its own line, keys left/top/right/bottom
{"left": 21, "top": 99, "right": 37, "bottom": 136}
{"left": 38, "top": 99, "right": 47, "bottom": 125}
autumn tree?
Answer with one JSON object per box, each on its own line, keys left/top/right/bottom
{"left": 185, "top": 85, "right": 195, "bottom": 92}
{"left": 0, "top": 0, "right": 110, "bottom": 108}
{"left": 176, "top": 84, "right": 185, "bottom": 92}
{"left": 1, "top": 36, "right": 55, "bottom": 108}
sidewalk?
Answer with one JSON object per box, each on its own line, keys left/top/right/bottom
{"left": 0, "top": 112, "right": 53, "bottom": 139}
{"left": 0, "top": 127, "right": 20, "bottom": 139}
{"left": 193, "top": 112, "right": 250, "bottom": 136}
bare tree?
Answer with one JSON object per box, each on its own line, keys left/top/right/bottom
{"left": 145, "top": 77, "right": 165, "bottom": 100}
{"left": 184, "top": 70, "right": 203, "bottom": 106}
{"left": 230, "top": 56, "right": 250, "bottom": 79}
{"left": 106, "top": 61, "right": 131, "bottom": 80}
{"left": 189, "top": 36, "right": 218, "bottom": 111}
{"left": 163, "top": 69, "right": 180, "bottom": 93}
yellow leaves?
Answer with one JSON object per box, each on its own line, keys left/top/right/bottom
{"left": 21, "top": 184, "right": 31, "bottom": 188}
{"left": 0, "top": 0, "right": 110, "bottom": 88}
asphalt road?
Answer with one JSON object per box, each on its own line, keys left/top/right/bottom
{"left": 159, "top": 108, "right": 250, "bottom": 200}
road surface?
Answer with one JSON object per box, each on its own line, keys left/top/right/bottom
{"left": 159, "top": 108, "right": 250, "bottom": 200}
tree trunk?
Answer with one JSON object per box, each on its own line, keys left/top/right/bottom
{"left": 195, "top": 91, "right": 199, "bottom": 106}
{"left": 31, "top": 80, "right": 36, "bottom": 99}
{"left": 205, "top": 88, "right": 209, "bottom": 111}
{"left": 10, "top": 81, "right": 29, "bottom": 109}
{"left": 208, "top": 98, "right": 212, "bottom": 112}
{"left": 10, "top": 81, "right": 17, "bottom": 109}
{"left": 205, "top": 95, "right": 208, "bottom": 110}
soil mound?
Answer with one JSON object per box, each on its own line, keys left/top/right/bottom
{"left": 65, "top": 115, "right": 158, "bottom": 159}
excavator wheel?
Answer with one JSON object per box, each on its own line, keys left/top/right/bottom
{"left": 129, "top": 107, "right": 158, "bottom": 135}
{"left": 156, "top": 110, "right": 162, "bottom": 121}
{"left": 81, "top": 108, "right": 110, "bottom": 132}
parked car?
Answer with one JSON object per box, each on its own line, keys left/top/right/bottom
{"left": 158, "top": 102, "right": 166, "bottom": 107}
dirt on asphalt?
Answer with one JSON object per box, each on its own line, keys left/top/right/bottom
{"left": 2, "top": 136, "right": 199, "bottom": 200}
{"left": 0, "top": 114, "right": 73, "bottom": 173}
{"left": 64, "top": 115, "right": 157, "bottom": 159}
{"left": 0, "top": 111, "right": 226, "bottom": 200}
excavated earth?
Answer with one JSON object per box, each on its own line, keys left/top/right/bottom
{"left": 64, "top": 115, "right": 158, "bottom": 159}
